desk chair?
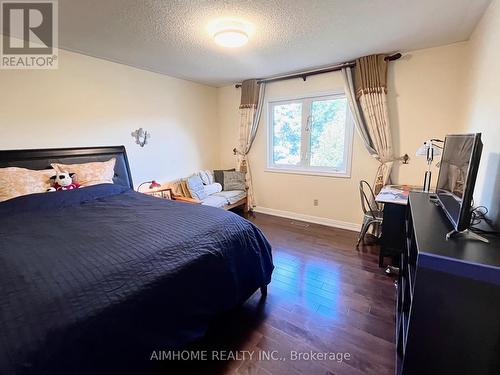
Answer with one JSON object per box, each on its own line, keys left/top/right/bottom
{"left": 357, "top": 180, "right": 383, "bottom": 247}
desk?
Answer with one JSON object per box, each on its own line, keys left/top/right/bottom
{"left": 376, "top": 185, "right": 420, "bottom": 267}
{"left": 376, "top": 185, "right": 412, "bottom": 205}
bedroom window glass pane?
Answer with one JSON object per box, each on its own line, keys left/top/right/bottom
{"left": 272, "top": 102, "right": 302, "bottom": 166}
{"left": 309, "top": 97, "right": 348, "bottom": 169}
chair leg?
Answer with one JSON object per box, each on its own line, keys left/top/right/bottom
{"left": 357, "top": 219, "right": 370, "bottom": 246}
{"left": 357, "top": 222, "right": 365, "bottom": 246}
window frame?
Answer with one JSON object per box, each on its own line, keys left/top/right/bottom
{"left": 266, "top": 91, "right": 354, "bottom": 178}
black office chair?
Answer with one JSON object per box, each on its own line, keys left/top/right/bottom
{"left": 357, "top": 180, "right": 383, "bottom": 247}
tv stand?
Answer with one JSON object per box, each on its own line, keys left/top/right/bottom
{"left": 396, "top": 192, "right": 500, "bottom": 375}
{"left": 445, "top": 228, "right": 489, "bottom": 243}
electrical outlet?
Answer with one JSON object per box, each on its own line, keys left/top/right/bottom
{"left": 313, "top": 199, "right": 319, "bottom": 206}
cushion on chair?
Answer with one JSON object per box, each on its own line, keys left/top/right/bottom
{"left": 213, "top": 190, "right": 246, "bottom": 204}
{"left": 200, "top": 195, "right": 227, "bottom": 208}
{"left": 203, "top": 183, "right": 222, "bottom": 196}
{"left": 186, "top": 175, "right": 207, "bottom": 200}
{"left": 213, "top": 169, "right": 235, "bottom": 190}
{"left": 198, "top": 170, "right": 214, "bottom": 185}
{"left": 223, "top": 171, "right": 246, "bottom": 191}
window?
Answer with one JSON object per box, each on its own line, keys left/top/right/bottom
{"left": 267, "top": 93, "right": 353, "bottom": 177}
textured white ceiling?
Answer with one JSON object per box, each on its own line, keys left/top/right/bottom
{"left": 59, "top": 0, "right": 491, "bottom": 87}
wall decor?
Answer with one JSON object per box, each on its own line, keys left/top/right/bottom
{"left": 131, "top": 128, "right": 150, "bottom": 147}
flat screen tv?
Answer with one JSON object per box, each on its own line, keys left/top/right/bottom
{"left": 436, "top": 133, "right": 483, "bottom": 231}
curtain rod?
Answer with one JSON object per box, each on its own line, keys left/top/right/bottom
{"left": 234, "top": 53, "right": 402, "bottom": 88}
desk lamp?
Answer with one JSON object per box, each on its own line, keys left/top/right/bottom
{"left": 416, "top": 139, "right": 443, "bottom": 192}
{"left": 137, "top": 180, "right": 161, "bottom": 192}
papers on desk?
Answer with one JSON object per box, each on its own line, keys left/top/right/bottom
{"left": 376, "top": 186, "right": 411, "bottom": 205}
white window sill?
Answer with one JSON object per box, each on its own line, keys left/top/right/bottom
{"left": 265, "top": 167, "right": 351, "bottom": 178}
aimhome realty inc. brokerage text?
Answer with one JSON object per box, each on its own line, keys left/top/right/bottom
{"left": 150, "top": 350, "right": 352, "bottom": 363}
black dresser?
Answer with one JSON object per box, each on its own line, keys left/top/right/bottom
{"left": 397, "top": 192, "right": 500, "bottom": 375}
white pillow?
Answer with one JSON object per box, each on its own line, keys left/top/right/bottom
{"left": 186, "top": 174, "right": 208, "bottom": 200}
{"left": 203, "top": 183, "right": 222, "bottom": 196}
{"left": 198, "top": 170, "right": 214, "bottom": 185}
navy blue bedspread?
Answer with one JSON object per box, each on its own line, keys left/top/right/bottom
{"left": 0, "top": 185, "right": 273, "bottom": 374}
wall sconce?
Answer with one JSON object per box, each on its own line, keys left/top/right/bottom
{"left": 131, "top": 128, "right": 150, "bottom": 147}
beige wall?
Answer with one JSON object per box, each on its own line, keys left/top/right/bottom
{"left": 462, "top": 0, "right": 500, "bottom": 225}
{"left": 389, "top": 43, "right": 469, "bottom": 184}
{"left": 217, "top": 43, "right": 469, "bottom": 227}
{"left": 3, "top": 9, "right": 497, "bottom": 228}
{"left": 0, "top": 49, "right": 218, "bottom": 186}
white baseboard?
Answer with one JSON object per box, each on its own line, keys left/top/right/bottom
{"left": 253, "top": 206, "right": 361, "bottom": 232}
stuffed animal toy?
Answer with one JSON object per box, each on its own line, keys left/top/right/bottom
{"left": 47, "top": 171, "right": 81, "bottom": 191}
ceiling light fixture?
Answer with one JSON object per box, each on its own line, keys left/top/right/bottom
{"left": 214, "top": 29, "right": 248, "bottom": 48}
{"left": 208, "top": 18, "right": 252, "bottom": 48}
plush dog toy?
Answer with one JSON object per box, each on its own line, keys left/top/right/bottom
{"left": 47, "top": 171, "right": 81, "bottom": 191}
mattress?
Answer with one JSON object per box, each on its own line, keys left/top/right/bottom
{"left": 0, "top": 184, "right": 273, "bottom": 374}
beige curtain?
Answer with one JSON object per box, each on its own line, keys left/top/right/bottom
{"left": 235, "top": 79, "right": 266, "bottom": 210}
{"left": 348, "top": 54, "right": 395, "bottom": 194}
{"left": 341, "top": 66, "right": 377, "bottom": 156}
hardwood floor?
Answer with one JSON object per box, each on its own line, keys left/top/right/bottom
{"left": 161, "top": 213, "right": 396, "bottom": 375}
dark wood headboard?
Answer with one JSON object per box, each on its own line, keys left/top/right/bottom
{"left": 0, "top": 146, "right": 134, "bottom": 189}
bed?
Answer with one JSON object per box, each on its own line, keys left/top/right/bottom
{"left": 0, "top": 146, "right": 274, "bottom": 374}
